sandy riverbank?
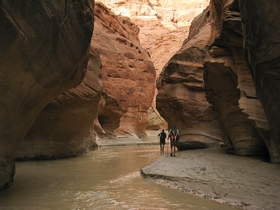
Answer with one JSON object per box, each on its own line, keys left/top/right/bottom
{"left": 141, "top": 148, "right": 280, "bottom": 210}
{"left": 96, "top": 133, "right": 161, "bottom": 147}
{"left": 97, "top": 137, "right": 159, "bottom": 146}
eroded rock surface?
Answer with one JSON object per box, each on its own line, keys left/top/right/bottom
{"left": 0, "top": 0, "right": 93, "bottom": 187}
{"left": 239, "top": 0, "right": 280, "bottom": 162}
{"left": 18, "top": 50, "right": 101, "bottom": 160}
{"left": 157, "top": 0, "right": 268, "bottom": 154}
{"left": 99, "top": 0, "right": 210, "bottom": 132}
{"left": 93, "top": 3, "right": 156, "bottom": 137}
{"left": 157, "top": 7, "right": 224, "bottom": 150}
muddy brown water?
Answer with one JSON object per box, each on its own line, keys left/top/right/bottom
{"left": 0, "top": 146, "right": 238, "bottom": 210}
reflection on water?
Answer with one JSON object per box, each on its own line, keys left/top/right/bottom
{"left": 0, "top": 146, "right": 237, "bottom": 210}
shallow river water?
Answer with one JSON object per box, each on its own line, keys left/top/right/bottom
{"left": 0, "top": 146, "right": 238, "bottom": 210}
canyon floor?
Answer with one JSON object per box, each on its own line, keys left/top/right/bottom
{"left": 97, "top": 137, "right": 159, "bottom": 146}
{"left": 141, "top": 147, "right": 280, "bottom": 210}
{"left": 96, "top": 131, "right": 161, "bottom": 146}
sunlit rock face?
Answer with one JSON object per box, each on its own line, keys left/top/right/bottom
{"left": 98, "top": 0, "right": 209, "bottom": 29}
{"left": 239, "top": 0, "right": 280, "bottom": 162}
{"left": 92, "top": 3, "right": 156, "bottom": 138}
{"left": 0, "top": 0, "right": 93, "bottom": 189}
{"left": 98, "top": 0, "right": 210, "bottom": 75}
{"left": 157, "top": 0, "right": 269, "bottom": 155}
{"left": 98, "top": 0, "right": 210, "bottom": 132}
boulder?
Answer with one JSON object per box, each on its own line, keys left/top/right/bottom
{"left": 0, "top": 0, "right": 93, "bottom": 188}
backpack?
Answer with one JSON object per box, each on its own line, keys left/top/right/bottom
{"left": 174, "top": 129, "right": 180, "bottom": 142}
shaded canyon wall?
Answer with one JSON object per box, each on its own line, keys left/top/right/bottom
{"left": 157, "top": 0, "right": 270, "bottom": 156}
{"left": 16, "top": 2, "right": 158, "bottom": 161}
{"left": 0, "top": 1, "right": 94, "bottom": 189}
{"left": 17, "top": 50, "right": 102, "bottom": 160}
{"left": 239, "top": 0, "right": 280, "bottom": 162}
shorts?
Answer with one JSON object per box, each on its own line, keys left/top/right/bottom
{"left": 160, "top": 139, "right": 166, "bottom": 145}
{"left": 171, "top": 140, "right": 177, "bottom": 146}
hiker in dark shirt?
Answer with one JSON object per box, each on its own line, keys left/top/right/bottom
{"left": 158, "top": 129, "right": 167, "bottom": 155}
{"left": 169, "top": 126, "right": 180, "bottom": 157}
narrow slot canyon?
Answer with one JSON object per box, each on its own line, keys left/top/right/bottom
{"left": 0, "top": 0, "right": 280, "bottom": 210}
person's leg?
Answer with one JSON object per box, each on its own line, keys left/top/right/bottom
{"left": 170, "top": 139, "right": 173, "bottom": 156}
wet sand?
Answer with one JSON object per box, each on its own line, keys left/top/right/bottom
{"left": 96, "top": 135, "right": 159, "bottom": 147}
{"left": 141, "top": 147, "right": 280, "bottom": 210}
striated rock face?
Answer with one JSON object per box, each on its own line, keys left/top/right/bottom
{"left": 0, "top": 0, "right": 93, "bottom": 188}
{"left": 157, "top": 7, "right": 224, "bottom": 150}
{"left": 18, "top": 50, "right": 102, "bottom": 160}
{"left": 99, "top": 0, "right": 210, "bottom": 132}
{"left": 203, "top": 0, "right": 267, "bottom": 155}
{"left": 98, "top": 0, "right": 210, "bottom": 86}
{"left": 239, "top": 0, "right": 280, "bottom": 162}
{"left": 93, "top": 3, "right": 156, "bottom": 137}
{"left": 157, "top": 0, "right": 269, "bottom": 154}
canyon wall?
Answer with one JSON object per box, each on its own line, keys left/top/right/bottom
{"left": 93, "top": 3, "right": 156, "bottom": 138}
{"left": 98, "top": 0, "right": 209, "bottom": 29}
{"left": 16, "top": 2, "right": 158, "bottom": 161}
{"left": 157, "top": 7, "right": 225, "bottom": 150}
{"left": 17, "top": 50, "right": 102, "bottom": 160}
{"left": 239, "top": 0, "right": 280, "bottom": 162}
{"left": 157, "top": 0, "right": 269, "bottom": 155}
{"left": 98, "top": 0, "right": 209, "bottom": 74}
{"left": 98, "top": 0, "right": 210, "bottom": 133}
{"left": 0, "top": 1, "right": 93, "bottom": 189}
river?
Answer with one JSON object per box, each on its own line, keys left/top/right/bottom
{"left": 0, "top": 146, "right": 238, "bottom": 210}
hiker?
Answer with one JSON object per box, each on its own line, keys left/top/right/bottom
{"left": 158, "top": 129, "right": 167, "bottom": 155}
{"left": 169, "top": 126, "right": 180, "bottom": 157}
{"left": 168, "top": 128, "right": 175, "bottom": 157}
{"left": 174, "top": 127, "right": 180, "bottom": 154}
